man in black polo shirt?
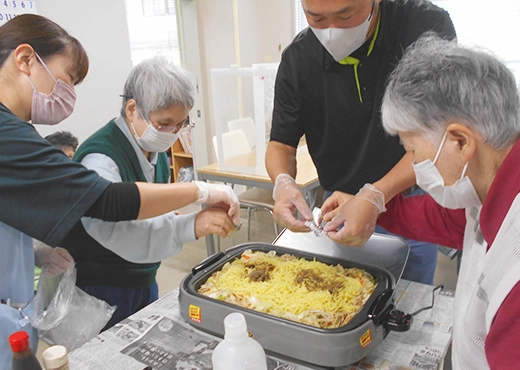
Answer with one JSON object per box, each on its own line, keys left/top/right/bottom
{"left": 266, "top": 0, "right": 455, "bottom": 284}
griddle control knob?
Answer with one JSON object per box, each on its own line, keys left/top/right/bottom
{"left": 385, "top": 309, "right": 413, "bottom": 332}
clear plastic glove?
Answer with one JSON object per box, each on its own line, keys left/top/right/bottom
{"left": 356, "top": 184, "right": 386, "bottom": 213}
{"left": 34, "top": 242, "right": 74, "bottom": 277}
{"left": 194, "top": 206, "right": 237, "bottom": 239}
{"left": 272, "top": 174, "right": 313, "bottom": 232}
{"left": 324, "top": 184, "right": 386, "bottom": 246}
{"left": 194, "top": 181, "right": 240, "bottom": 225}
{"left": 321, "top": 191, "right": 355, "bottom": 221}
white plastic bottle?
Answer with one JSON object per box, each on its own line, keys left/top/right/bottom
{"left": 41, "top": 345, "right": 70, "bottom": 370}
{"left": 212, "top": 312, "right": 268, "bottom": 370}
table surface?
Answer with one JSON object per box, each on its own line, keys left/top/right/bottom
{"left": 196, "top": 150, "right": 320, "bottom": 190}
{"left": 69, "top": 280, "right": 454, "bottom": 370}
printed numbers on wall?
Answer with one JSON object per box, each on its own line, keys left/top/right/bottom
{"left": 0, "top": 1, "right": 37, "bottom": 25}
{"left": 3, "top": 0, "right": 35, "bottom": 8}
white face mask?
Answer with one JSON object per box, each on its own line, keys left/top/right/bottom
{"left": 310, "top": 11, "right": 372, "bottom": 61}
{"left": 131, "top": 117, "right": 179, "bottom": 153}
{"left": 413, "top": 132, "right": 481, "bottom": 209}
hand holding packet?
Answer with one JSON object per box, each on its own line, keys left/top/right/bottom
{"left": 304, "top": 207, "right": 327, "bottom": 237}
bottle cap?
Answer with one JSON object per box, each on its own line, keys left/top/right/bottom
{"left": 8, "top": 331, "right": 30, "bottom": 353}
{"left": 223, "top": 312, "right": 248, "bottom": 340}
{"left": 42, "top": 345, "right": 68, "bottom": 368}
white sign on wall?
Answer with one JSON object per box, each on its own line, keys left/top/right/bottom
{"left": 0, "top": 1, "right": 37, "bottom": 26}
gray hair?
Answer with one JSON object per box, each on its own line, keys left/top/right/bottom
{"left": 120, "top": 56, "right": 196, "bottom": 119}
{"left": 382, "top": 34, "right": 520, "bottom": 149}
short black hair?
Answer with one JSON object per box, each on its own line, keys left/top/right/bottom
{"left": 44, "top": 131, "right": 79, "bottom": 151}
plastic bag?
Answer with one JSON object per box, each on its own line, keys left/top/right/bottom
{"left": 177, "top": 165, "right": 194, "bottom": 182}
{"left": 29, "top": 265, "right": 115, "bottom": 351}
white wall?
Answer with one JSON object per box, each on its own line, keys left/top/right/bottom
{"left": 32, "top": 0, "right": 294, "bottom": 168}
{"left": 34, "top": 0, "right": 132, "bottom": 143}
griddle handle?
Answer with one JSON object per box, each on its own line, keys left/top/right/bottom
{"left": 384, "top": 309, "right": 413, "bottom": 332}
{"left": 368, "top": 289, "right": 394, "bottom": 326}
{"left": 192, "top": 251, "right": 226, "bottom": 276}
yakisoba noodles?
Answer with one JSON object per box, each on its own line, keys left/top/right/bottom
{"left": 198, "top": 250, "right": 377, "bottom": 329}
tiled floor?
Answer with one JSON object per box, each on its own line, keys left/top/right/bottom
{"left": 433, "top": 250, "right": 459, "bottom": 292}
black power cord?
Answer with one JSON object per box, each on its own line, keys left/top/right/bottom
{"left": 410, "top": 284, "right": 444, "bottom": 316}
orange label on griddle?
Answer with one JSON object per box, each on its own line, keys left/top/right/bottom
{"left": 359, "top": 329, "right": 372, "bottom": 348}
{"left": 189, "top": 304, "right": 202, "bottom": 323}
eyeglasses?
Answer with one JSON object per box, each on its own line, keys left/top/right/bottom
{"left": 149, "top": 116, "right": 195, "bottom": 134}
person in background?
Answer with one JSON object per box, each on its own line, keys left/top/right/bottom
{"left": 0, "top": 14, "right": 238, "bottom": 367}
{"left": 325, "top": 35, "right": 520, "bottom": 369}
{"left": 266, "top": 0, "right": 455, "bottom": 284}
{"left": 32, "top": 130, "right": 80, "bottom": 291}
{"left": 44, "top": 130, "right": 79, "bottom": 158}
{"left": 33, "top": 131, "right": 80, "bottom": 286}
{"left": 64, "top": 57, "right": 232, "bottom": 329}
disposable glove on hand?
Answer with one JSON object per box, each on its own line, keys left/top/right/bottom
{"left": 355, "top": 183, "right": 386, "bottom": 214}
{"left": 324, "top": 184, "right": 386, "bottom": 246}
{"left": 272, "top": 173, "right": 313, "bottom": 232}
{"left": 34, "top": 242, "right": 74, "bottom": 277}
{"left": 194, "top": 206, "right": 237, "bottom": 239}
{"left": 194, "top": 181, "right": 240, "bottom": 224}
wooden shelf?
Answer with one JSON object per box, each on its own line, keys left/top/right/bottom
{"left": 171, "top": 151, "right": 192, "bottom": 158}
{"left": 170, "top": 140, "right": 193, "bottom": 182}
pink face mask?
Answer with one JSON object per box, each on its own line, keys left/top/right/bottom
{"left": 27, "top": 53, "right": 77, "bottom": 125}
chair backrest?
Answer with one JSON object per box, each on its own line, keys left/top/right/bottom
{"left": 212, "top": 129, "right": 252, "bottom": 161}
{"left": 227, "top": 117, "right": 256, "bottom": 149}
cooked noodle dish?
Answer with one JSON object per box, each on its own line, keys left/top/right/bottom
{"left": 197, "top": 250, "right": 378, "bottom": 329}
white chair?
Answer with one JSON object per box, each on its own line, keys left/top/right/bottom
{"left": 212, "top": 129, "right": 279, "bottom": 241}
{"left": 212, "top": 129, "right": 251, "bottom": 163}
{"left": 227, "top": 117, "right": 257, "bottom": 149}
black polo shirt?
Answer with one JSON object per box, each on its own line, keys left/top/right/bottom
{"left": 0, "top": 103, "right": 111, "bottom": 246}
{"left": 270, "top": 0, "right": 456, "bottom": 193}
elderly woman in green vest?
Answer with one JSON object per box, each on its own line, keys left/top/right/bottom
{"left": 65, "top": 56, "right": 234, "bottom": 329}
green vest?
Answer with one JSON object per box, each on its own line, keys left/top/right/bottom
{"left": 69, "top": 120, "right": 169, "bottom": 287}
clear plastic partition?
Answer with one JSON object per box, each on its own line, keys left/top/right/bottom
{"left": 210, "top": 63, "right": 279, "bottom": 176}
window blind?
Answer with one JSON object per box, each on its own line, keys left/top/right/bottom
{"left": 291, "top": 0, "right": 307, "bottom": 37}
{"left": 291, "top": 0, "right": 520, "bottom": 83}
{"left": 124, "top": 0, "right": 183, "bottom": 66}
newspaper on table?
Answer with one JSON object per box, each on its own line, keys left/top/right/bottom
{"left": 69, "top": 288, "right": 308, "bottom": 370}
{"left": 69, "top": 281, "right": 454, "bottom": 370}
{"left": 345, "top": 281, "right": 454, "bottom": 370}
